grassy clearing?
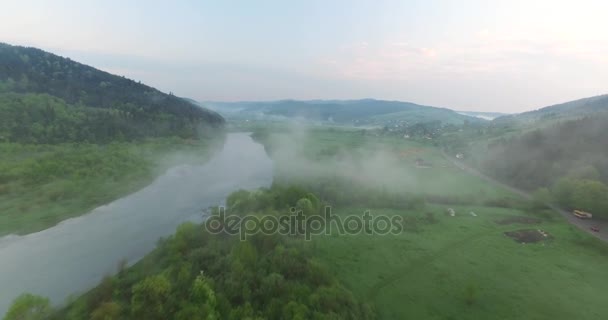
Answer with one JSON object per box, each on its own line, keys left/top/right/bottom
{"left": 264, "top": 127, "right": 519, "bottom": 202}
{"left": 313, "top": 205, "right": 608, "bottom": 320}
{"left": 0, "top": 138, "right": 218, "bottom": 236}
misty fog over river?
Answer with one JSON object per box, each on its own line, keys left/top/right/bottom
{"left": 0, "top": 133, "right": 273, "bottom": 314}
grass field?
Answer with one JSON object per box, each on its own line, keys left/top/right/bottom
{"left": 262, "top": 126, "right": 608, "bottom": 320}
{"left": 263, "top": 126, "right": 520, "bottom": 201}
{"left": 313, "top": 205, "right": 608, "bottom": 319}
{"left": 0, "top": 138, "right": 219, "bottom": 236}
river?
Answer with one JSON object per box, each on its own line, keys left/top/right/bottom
{"left": 0, "top": 132, "right": 273, "bottom": 314}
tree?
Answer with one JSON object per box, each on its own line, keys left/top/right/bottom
{"left": 131, "top": 275, "right": 172, "bottom": 320}
{"left": 3, "top": 293, "right": 51, "bottom": 320}
{"left": 231, "top": 241, "right": 258, "bottom": 267}
{"left": 90, "top": 302, "right": 121, "bottom": 320}
{"left": 305, "top": 193, "right": 321, "bottom": 213}
{"left": 570, "top": 179, "right": 608, "bottom": 217}
{"left": 192, "top": 273, "right": 219, "bottom": 319}
{"left": 282, "top": 301, "right": 309, "bottom": 320}
{"left": 175, "top": 273, "right": 219, "bottom": 320}
{"left": 296, "top": 198, "right": 314, "bottom": 216}
{"left": 552, "top": 178, "right": 608, "bottom": 218}
{"left": 88, "top": 275, "right": 114, "bottom": 308}
{"left": 226, "top": 190, "right": 252, "bottom": 213}
{"left": 552, "top": 178, "right": 576, "bottom": 208}
{"left": 531, "top": 187, "right": 552, "bottom": 209}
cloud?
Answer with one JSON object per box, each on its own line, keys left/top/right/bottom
{"left": 314, "top": 33, "right": 608, "bottom": 81}
{"left": 476, "top": 29, "right": 490, "bottom": 38}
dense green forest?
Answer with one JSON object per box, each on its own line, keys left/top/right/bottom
{"left": 0, "top": 42, "right": 224, "bottom": 141}
{"left": 14, "top": 186, "right": 374, "bottom": 320}
{"left": 472, "top": 113, "right": 608, "bottom": 218}
{"left": 0, "top": 92, "right": 209, "bottom": 143}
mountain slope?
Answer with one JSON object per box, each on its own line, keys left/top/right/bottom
{"left": 0, "top": 43, "right": 223, "bottom": 142}
{"left": 494, "top": 94, "right": 608, "bottom": 124}
{"left": 205, "top": 99, "right": 482, "bottom": 125}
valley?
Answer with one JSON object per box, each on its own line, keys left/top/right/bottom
{"left": 1, "top": 40, "right": 607, "bottom": 320}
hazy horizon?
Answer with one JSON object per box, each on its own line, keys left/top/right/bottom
{"left": 2, "top": 0, "right": 607, "bottom": 113}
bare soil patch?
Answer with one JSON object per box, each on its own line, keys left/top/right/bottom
{"left": 504, "top": 229, "right": 552, "bottom": 243}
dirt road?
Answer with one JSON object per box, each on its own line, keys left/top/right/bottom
{"left": 442, "top": 152, "right": 608, "bottom": 243}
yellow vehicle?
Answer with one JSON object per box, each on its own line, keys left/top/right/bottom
{"left": 573, "top": 210, "right": 593, "bottom": 219}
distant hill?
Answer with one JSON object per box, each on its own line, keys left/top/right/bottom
{"left": 0, "top": 43, "right": 223, "bottom": 143}
{"left": 204, "top": 99, "right": 482, "bottom": 125}
{"left": 494, "top": 94, "right": 608, "bottom": 124}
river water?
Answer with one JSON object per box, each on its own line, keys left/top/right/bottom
{"left": 0, "top": 132, "right": 273, "bottom": 314}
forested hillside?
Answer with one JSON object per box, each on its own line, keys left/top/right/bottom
{"left": 0, "top": 93, "right": 204, "bottom": 143}
{"left": 474, "top": 113, "right": 608, "bottom": 218}
{"left": 494, "top": 94, "right": 608, "bottom": 124}
{"left": 0, "top": 42, "right": 224, "bottom": 142}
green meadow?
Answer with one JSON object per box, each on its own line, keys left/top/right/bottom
{"left": 0, "top": 138, "right": 218, "bottom": 236}
{"left": 263, "top": 127, "right": 608, "bottom": 320}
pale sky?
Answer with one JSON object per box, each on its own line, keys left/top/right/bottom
{"left": 1, "top": 0, "right": 607, "bottom": 112}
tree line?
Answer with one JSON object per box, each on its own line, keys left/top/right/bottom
{"left": 0, "top": 92, "right": 209, "bottom": 143}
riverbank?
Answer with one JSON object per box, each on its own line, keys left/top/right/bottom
{"left": 0, "top": 136, "right": 222, "bottom": 236}
{"left": 0, "top": 133, "right": 273, "bottom": 315}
